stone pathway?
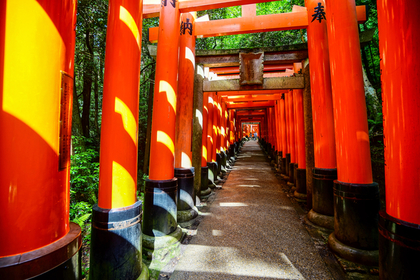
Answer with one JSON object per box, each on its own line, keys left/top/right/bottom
{"left": 169, "top": 141, "right": 334, "bottom": 280}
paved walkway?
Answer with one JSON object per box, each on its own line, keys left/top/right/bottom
{"left": 170, "top": 141, "right": 334, "bottom": 280}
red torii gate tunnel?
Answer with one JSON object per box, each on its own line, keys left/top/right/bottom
{"left": 0, "top": 0, "right": 419, "bottom": 279}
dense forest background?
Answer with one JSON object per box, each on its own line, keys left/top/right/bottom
{"left": 70, "top": 0, "right": 383, "bottom": 276}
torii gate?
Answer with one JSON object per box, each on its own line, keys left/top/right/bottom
{"left": 1, "top": 1, "right": 419, "bottom": 280}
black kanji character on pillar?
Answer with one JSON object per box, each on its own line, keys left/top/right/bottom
{"left": 161, "top": 0, "right": 176, "bottom": 8}
{"left": 180, "top": 18, "right": 193, "bottom": 35}
{"left": 311, "top": 2, "right": 326, "bottom": 23}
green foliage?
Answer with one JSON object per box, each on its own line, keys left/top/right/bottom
{"left": 70, "top": 136, "right": 100, "bottom": 204}
{"left": 70, "top": 201, "right": 92, "bottom": 227}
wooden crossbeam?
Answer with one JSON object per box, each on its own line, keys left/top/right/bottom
{"left": 220, "top": 90, "right": 287, "bottom": 96}
{"left": 143, "top": 0, "right": 276, "bottom": 19}
{"left": 203, "top": 76, "right": 304, "bottom": 91}
{"left": 149, "top": 6, "right": 366, "bottom": 42}
{"left": 227, "top": 101, "right": 274, "bottom": 109}
{"left": 210, "top": 64, "right": 293, "bottom": 74}
{"left": 223, "top": 94, "right": 281, "bottom": 102}
{"left": 147, "top": 44, "right": 309, "bottom": 67}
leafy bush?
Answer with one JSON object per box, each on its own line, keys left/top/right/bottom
{"left": 70, "top": 201, "right": 92, "bottom": 227}
{"left": 70, "top": 136, "right": 100, "bottom": 205}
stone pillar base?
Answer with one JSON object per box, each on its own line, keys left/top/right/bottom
{"left": 328, "top": 232, "right": 378, "bottom": 266}
{"left": 307, "top": 209, "right": 334, "bottom": 230}
{"left": 177, "top": 207, "right": 199, "bottom": 228}
{"left": 142, "top": 227, "right": 184, "bottom": 279}
{"left": 294, "top": 190, "right": 307, "bottom": 202}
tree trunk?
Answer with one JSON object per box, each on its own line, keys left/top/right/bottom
{"left": 81, "top": 29, "right": 93, "bottom": 138}
{"left": 143, "top": 76, "right": 155, "bottom": 175}
{"left": 72, "top": 78, "right": 83, "bottom": 137}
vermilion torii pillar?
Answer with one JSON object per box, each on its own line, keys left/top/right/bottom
{"left": 267, "top": 107, "right": 275, "bottom": 162}
{"left": 174, "top": 12, "right": 197, "bottom": 227}
{"left": 206, "top": 92, "right": 217, "bottom": 187}
{"left": 91, "top": 1, "right": 147, "bottom": 278}
{"left": 220, "top": 101, "right": 230, "bottom": 169}
{"left": 280, "top": 95, "right": 288, "bottom": 176}
{"left": 274, "top": 100, "right": 282, "bottom": 169}
{"left": 228, "top": 109, "right": 237, "bottom": 159}
{"left": 287, "top": 90, "right": 296, "bottom": 186}
{"left": 201, "top": 92, "right": 212, "bottom": 197}
{"left": 283, "top": 92, "right": 291, "bottom": 180}
{"left": 212, "top": 93, "right": 222, "bottom": 180}
{"left": 271, "top": 106, "right": 278, "bottom": 162}
{"left": 0, "top": 1, "right": 80, "bottom": 278}
{"left": 293, "top": 64, "right": 307, "bottom": 201}
{"left": 325, "top": 0, "right": 379, "bottom": 266}
{"left": 143, "top": 0, "right": 183, "bottom": 254}
{"left": 306, "top": 0, "right": 337, "bottom": 231}
{"left": 377, "top": 1, "right": 420, "bottom": 278}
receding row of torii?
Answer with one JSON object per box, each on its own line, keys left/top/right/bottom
{"left": 0, "top": 0, "right": 419, "bottom": 280}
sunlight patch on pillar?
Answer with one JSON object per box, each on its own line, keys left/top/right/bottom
{"left": 197, "top": 65, "right": 204, "bottom": 78}
{"left": 119, "top": 6, "right": 141, "bottom": 49}
{"left": 196, "top": 109, "right": 203, "bottom": 128}
{"left": 3, "top": 0, "right": 64, "bottom": 153}
{"left": 112, "top": 161, "right": 136, "bottom": 208}
{"left": 151, "top": 194, "right": 177, "bottom": 236}
{"left": 157, "top": 130, "right": 175, "bottom": 157}
{"left": 202, "top": 146, "right": 207, "bottom": 161}
{"left": 356, "top": 131, "right": 369, "bottom": 142}
{"left": 180, "top": 189, "right": 194, "bottom": 209}
{"left": 159, "top": 80, "right": 177, "bottom": 113}
{"left": 185, "top": 47, "right": 195, "bottom": 68}
{"left": 181, "top": 152, "right": 192, "bottom": 168}
{"left": 115, "top": 97, "right": 137, "bottom": 145}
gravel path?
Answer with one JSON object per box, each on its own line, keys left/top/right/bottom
{"left": 170, "top": 141, "right": 334, "bottom": 280}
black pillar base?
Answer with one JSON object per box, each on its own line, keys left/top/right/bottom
{"left": 329, "top": 180, "right": 379, "bottom": 266}
{"left": 276, "top": 152, "right": 282, "bottom": 171}
{"left": 90, "top": 201, "right": 147, "bottom": 280}
{"left": 293, "top": 163, "right": 298, "bottom": 185}
{"left": 0, "top": 223, "right": 82, "bottom": 280}
{"left": 287, "top": 162, "right": 295, "bottom": 185}
{"left": 294, "top": 168, "right": 307, "bottom": 201}
{"left": 312, "top": 168, "right": 337, "bottom": 217}
{"left": 200, "top": 166, "right": 211, "bottom": 198}
{"left": 379, "top": 210, "right": 420, "bottom": 279}
{"left": 220, "top": 151, "right": 227, "bottom": 173}
{"left": 175, "top": 167, "right": 195, "bottom": 210}
{"left": 216, "top": 153, "right": 222, "bottom": 176}
{"left": 281, "top": 157, "right": 287, "bottom": 175}
{"left": 285, "top": 154, "right": 290, "bottom": 177}
{"left": 207, "top": 162, "right": 218, "bottom": 188}
{"left": 175, "top": 168, "right": 197, "bottom": 227}
{"left": 143, "top": 178, "right": 178, "bottom": 237}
